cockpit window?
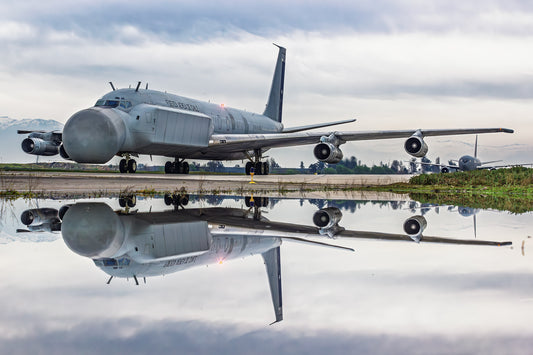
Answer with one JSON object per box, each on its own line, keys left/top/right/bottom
{"left": 95, "top": 99, "right": 120, "bottom": 108}
{"left": 95, "top": 99, "right": 132, "bottom": 109}
{"left": 93, "top": 257, "right": 130, "bottom": 267}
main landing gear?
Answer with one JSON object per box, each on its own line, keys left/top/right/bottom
{"left": 164, "top": 159, "right": 189, "bottom": 174}
{"left": 245, "top": 149, "right": 270, "bottom": 175}
{"left": 119, "top": 156, "right": 137, "bottom": 173}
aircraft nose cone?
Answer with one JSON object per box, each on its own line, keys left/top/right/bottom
{"left": 62, "top": 203, "right": 126, "bottom": 258}
{"left": 63, "top": 107, "right": 126, "bottom": 163}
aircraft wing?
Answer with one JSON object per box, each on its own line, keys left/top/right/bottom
{"left": 208, "top": 128, "right": 513, "bottom": 153}
{"left": 17, "top": 129, "right": 63, "bottom": 141}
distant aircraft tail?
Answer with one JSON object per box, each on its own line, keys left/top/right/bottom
{"left": 263, "top": 44, "right": 286, "bottom": 123}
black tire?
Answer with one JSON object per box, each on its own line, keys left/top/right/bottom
{"left": 245, "top": 162, "right": 253, "bottom": 175}
{"left": 182, "top": 162, "right": 189, "bottom": 174}
{"left": 245, "top": 196, "right": 251, "bottom": 207}
{"left": 127, "top": 195, "right": 136, "bottom": 207}
{"left": 119, "top": 198, "right": 126, "bottom": 208}
{"left": 127, "top": 159, "right": 137, "bottom": 173}
{"left": 165, "top": 161, "right": 172, "bottom": 174}
{"left": 255, "top": 162, "right": 263, "bottom": 175}
{"left": 180, "top": 194, "right": 189, "bottom": 206}
{"left": 119, "top": 159, "right": 127, "bottom": 173}
{"left": 262, "top": 162, "right": 269, "bottom": 175}
{"left": 164, "top": 194, "right": 173, "bottom": 205}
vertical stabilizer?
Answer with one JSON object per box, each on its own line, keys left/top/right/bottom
{"left": 262, "top": 246, "right": 283, "bottom": 324}
{"left": 263, "top": 45, "right": 286, "bottom": 123}
{"left": 474, "top": 135, "right": 478, "bottom": 158}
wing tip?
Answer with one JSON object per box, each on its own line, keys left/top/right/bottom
{"left": 501, "top": 128, "right": 514, "bottom": 133}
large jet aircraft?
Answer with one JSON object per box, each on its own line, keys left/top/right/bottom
{"left": 19, "top": 45, "right": 513, "bottom": 175}
{"left": 20, "top": 197, "right": 510, "bottom": 324}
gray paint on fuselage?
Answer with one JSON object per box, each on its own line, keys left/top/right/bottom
{"left": 99, "top": 88, "right": 281, "bottom": 160}
{"left": 101, "top": 88, "right": 282, "bottom": 135}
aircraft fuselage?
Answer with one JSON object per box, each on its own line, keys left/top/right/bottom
{"left": 62, "top": 88, "right": 283, "bottom": 164}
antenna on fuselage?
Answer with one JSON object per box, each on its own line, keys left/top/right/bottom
{"left": 145, "top": 83, "right": 149, "bottom": 90}
{"left": 109, "top": 82, "right": 116, "bottom": 91}
{"left": 474, "top": 135, "right": 478, "bottom": 158}
{"left": 135, "top": 81, "right": 141, "bottom": 92}
{"left": 106, "top": 276, "right": 113, "bottom": 284}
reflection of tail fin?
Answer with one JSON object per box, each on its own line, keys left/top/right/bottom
{"left": 262, "top": 246, "right": 283, "bottom": 324}
{"left": 263, "top": 45, "right": 286, "bottom": 123}
{"left": 474, "top": 135, "right": 478, "bottom": 158}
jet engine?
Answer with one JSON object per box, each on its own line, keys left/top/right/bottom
{"left": 403, "top": 215, "right": 427, "bottom": 243}
{"left": 441, "top": 167, "right": 449, "bottom": 173}
{"left": 20, "top": 208, "right": 62, "bottom": 232}
{"left": 21, "top": 137, "right": 59, "bottom": 156}
{"left": 404, "top": 134, "right": 428, "bottom": 158}
{"left": 59, "top": 144, "right": 70, "bottom": 159}
{"left": 313, "top": 143, "right": 343, "bottom": 164}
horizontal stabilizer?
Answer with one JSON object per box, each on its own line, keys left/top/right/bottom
{"left": 283, "top": 119, "right": 356, "bottom": 133}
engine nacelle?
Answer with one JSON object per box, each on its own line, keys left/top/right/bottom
{"left": 403, "top": 215, "right": 427, "bottom": 243}
{"left": 404, "top": 135, "right": 428, "bottom": 158}
{"left": 59, "top": 144, "right": 70, "bottom": 159}
{"left": 313, "top": 143, "right": 343, "bottom": 164}
{"left": 441, "top": 167, "right": 449, "bottom": 173}
{"left": 21, "top": 138, "right": 59, "bottom": 156}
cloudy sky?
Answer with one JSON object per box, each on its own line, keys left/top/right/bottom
{"left": 1, "top": 0, "right": 533, "bottom": 166}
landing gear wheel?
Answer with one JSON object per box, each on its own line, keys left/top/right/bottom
{"left": 245, "top": 162, "right": 253, "bottom": 175}
{"left": 127, "top": 195, "right": 137, "bottom": 207}
{"left": 127, "top": 159, "right": 137, "bottom": 173}
{"left": 164, "top": 193, "right": 173, "bottom": 205}
{"left": 119, "top": 159, "right": 127, "bottom": 173}
{"left": 255, "top": 162, "right": 263, "bottom": 175}
{"left": 182, "top": 162, "right": 189, "bottom": 174}
{"left": 262, "top": 162, "right": 269, "bottom": 175}
{"left": 119, "top": 198, "right": 126, "bottom": 208}
{"left": 165, "top": 161, "right": 172, "bottom": 174}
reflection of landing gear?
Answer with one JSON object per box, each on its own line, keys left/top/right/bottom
{"left": 119, "top": 195, "right": 137, "bottom": 208}
{"left": 245, "top": 196, "right": 269, "bottom": 208}
{"left": 164, "top": 159, "right": 189, "bottom": 174}
{"left": 119, "top": 156, "right": 137, "bottom": 173}
{"left": 164, "top": 193, "right": 190, "bottom": 207}
{"left": 245, "top": 150, "right": 269, "bottom": 175}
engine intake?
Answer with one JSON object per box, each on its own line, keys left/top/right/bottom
{"left": 404, "top": 135, "right": 428, "bottom": 158}
{"left": 313, "top": 143, "right": 343, "bottom": 164}
{"left": 403, "top": 215, "right": 427, "bottom": 243}
{"left": 21, "top": 138, "right": 59, "bottom": 156}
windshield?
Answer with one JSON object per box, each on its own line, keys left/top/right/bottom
{"left": 94, "top": 99, "right": 132, "bottom": 109}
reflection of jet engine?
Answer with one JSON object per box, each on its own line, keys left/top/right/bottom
{"left": 313, "top": 207, "right": 344, "bottom": 237}
{"left": 313, "top": 143, "right": 343, "bottom": 164}
{"left": 403, "top": 215, "right": 427, "bottom": 242}
{"left": 20, "top": 208, "right": 62, "bottom": 232}
{"left": 21, "top": 138, "right": 59, "bottom": 156}
{"left": 404, "top": 135, "right": 428, "bottom": 158}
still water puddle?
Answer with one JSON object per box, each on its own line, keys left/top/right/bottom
{"left": 0, "top": 195, "right": 532, "bottom": 353}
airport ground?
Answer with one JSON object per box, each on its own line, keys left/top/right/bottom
{"left": 0, "top": 171, "right": 410, "bottom": 199}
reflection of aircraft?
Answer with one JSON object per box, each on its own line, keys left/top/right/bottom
{"left": 19, "top": 46, "right": 512, "bottom": 174}
{"left": 49, "top": 200, "right": 510, "bottom": 324}
{"left": 416, "top": 136, "right": 526, "bottom": 173}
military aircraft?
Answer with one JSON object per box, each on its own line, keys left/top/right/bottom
{"left": 414, "top": 135, "right": 529, "bottom": 173}
{"left": 18, "top": 45, "right": 513, "bottom": 175}
{"left": 30, "top": 197, "right": 507, "bottom": 324}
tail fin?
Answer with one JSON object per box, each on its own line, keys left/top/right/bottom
{"left": 474, "top": 135, "right": 478, "bottom": 158}
{"left": 263, "top": 44, "right": 286, "bottom": 123}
